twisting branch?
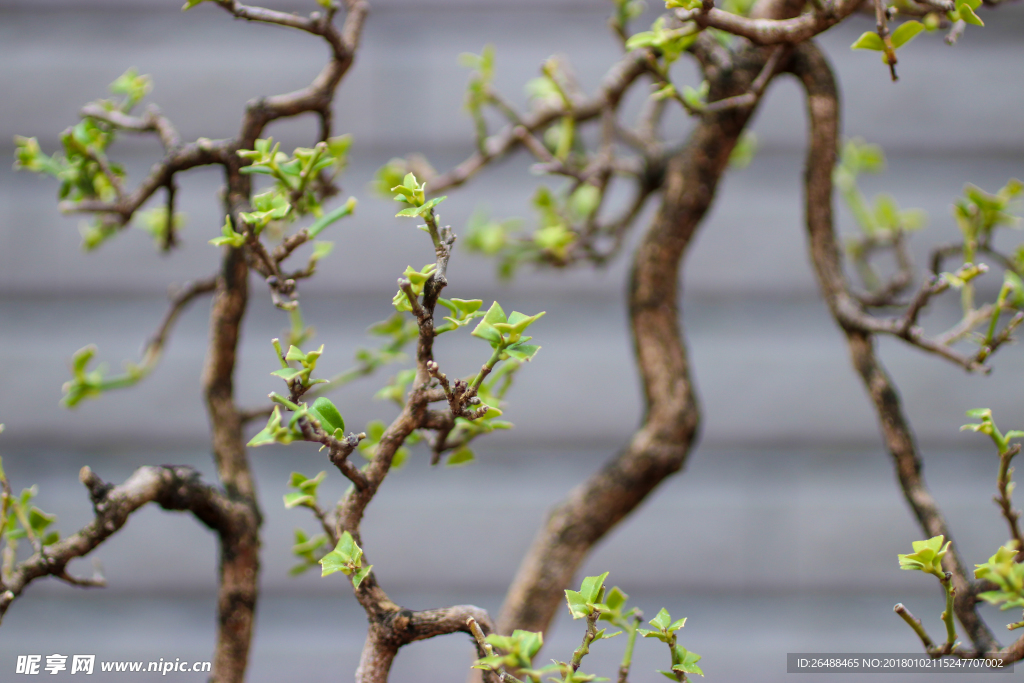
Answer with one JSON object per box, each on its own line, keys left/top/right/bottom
{"left": 355, "top": 605, "right": 496, "bottom": 683}
{"left": 995, "top": 443, "right": 1023, "bottom": 552}
{"left": 498, "top": 33, "right": 774, "bottom": 637}
{"left": 297, "top": 418, "right": 369, "bottom": 490}
{"left": 788, "top": 39, "right": 998, "bottom": 653}
{"left": 138, "top": 276, "right": 217, "bottom": 371}
{"left": 703, "top": 45, "right": 790, "bottom": 113}
{"left": 58, "top": 137, "right": 230, "bottom": 221}
{"left": 232, "top": 0, "right": 364, "bottom": 147}
{"left": 0, "top": 465, "right": 245, "bottom": 626}
{"left": 162, "top": 181, "right": 179, "bottom": 251}
{"left": 427, "top": 50, "right": 651, "bottom": 192}
{"left": 851, "top": 231, "right": 914, "bottom": 307}
{"left": 79, "top": 102, "right": 181, "bottom": 150}
{"left": 688, "top": 0, "right": 866, "bottom": 45}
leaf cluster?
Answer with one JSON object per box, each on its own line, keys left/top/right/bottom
{"left": 319, "top": 531, "right": 372, "bottom": 588}
{"left": 974, "top": 545, "right": 1024, "bottom": 611}
{"left": 898, "top": 535, "right": 951, "bottom": 578}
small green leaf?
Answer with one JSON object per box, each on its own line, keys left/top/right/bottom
{"left": 579, "top": 571, "right": 609, "bottom": 603}
{"left": 565, "top": 589, "right": 590, "bottom": 619}
{"left": 446, "top": 447, "right": 475, "bottom": 467}
{"left": 851, "top": 32, "right": 885, "bottom": 51}
{"left": 27, "top": 507, "right": 56, "bottom": 533}
{"left": 672, "top": 647, "right": 704, "bottom": 677}
{"left": 320, "top": 549, "right": 349, "bottom": 577}
{"left": 352, "top": 563, "right": 373, "bottom": 589}
{"left": 307, "top": 397, "right": 345, "bottom": 434}
{"left": 248, "top": 407, "right": 283, "bottom": 447}
{"left": 283, "top": 492, "right": 315, "bottom": 509}
{"left": 898, "top": 535, "right": 951, "bottom": 577}
{"left": 958, "top": 2, "right": 984, "bottom": 25}
{"left": 604, "top": 586, "right": 627, "bottom": 613}
{"left": 638, "top": 628, "right": 670, "bottom": 643}
{"left": 320, "top": 531, "right": 363, "bottom": 577}
{"left": 270, "top": 367, "right": 304, "bottom": 381}
{"left": 650, "top": 607, "right": 672, "bottom": 631}
{"left": 890, "top": 20, "right": 924, "bottom": 48}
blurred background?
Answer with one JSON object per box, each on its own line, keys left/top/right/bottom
{"left": 1, "top": 0, "right": 1023, "bottom": 680}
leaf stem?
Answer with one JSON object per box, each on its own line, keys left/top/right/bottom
{"left": 939, "top": 572, "right": 958, "bottom": 650}
{"left": 894, "top": 603, "right": 936, "bottom": 650}
{"left": 570, "top": 610, "right": 601, "bottom": 673}
{"left": 617, "top": 615, "right": 642, "bottom": 683}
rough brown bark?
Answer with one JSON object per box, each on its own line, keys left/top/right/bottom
{"left": 497, "top": 38, "right": 780, "bottom": 636}
{"left": 203, "top": 174, "right": 261, "bottom": 682}
{"left": 0, "top": 466, "right": 245, "bottom": 626}
{"left": 787, "top": 39, "right": 999, "bottom": 653}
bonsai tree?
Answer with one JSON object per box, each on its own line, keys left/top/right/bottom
{"left": 4, "top": 0, "right": 1024, "bottom": 680}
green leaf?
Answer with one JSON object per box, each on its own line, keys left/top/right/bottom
{"left": 209, "top": 216, "right": 246, "bottom": 248}
{"left": 320, "top": 531, "right": 363, "bottom": 577}
{"left": 958, "top": 3, "right": 984, "bottom": 25}
{"left": 898, "top": 535, "right": 951, "bottom": 577}
{"left": 352, "top": 563, "right": 373, "bottom": 589}
{"left": 505, "top": 343, "right": 540, "bottom": 361}
{"left": 579, "top": 571, "right": 609, "bottom": 603}
{"left": 446, "top": 447, "right": 475, "bottom": 467}
{"left": 638, "top": 628, "right": 670, "bottom": 643}
{"left": 625, "top": 31, "right": 656, "bottom": 50}
{"left": 650, "top": 607, "right": 672, "bottom": 631}
{"left": 673, "top": 647, "right": 704, "bottom": 677}
{"left": 565, "top": 589, "right": 590, "bottom": 619}
{"left": 851, "top": 32, "right": 885, "bottom": 51}
{"left": 270, "top": 367, "right": 304, "bottom": 381}
{"left": 729, "top": 130, "right": 758, "bottom": 169}
{"left": 27, "top": 507, "right": 56, "bottom": 533}
{"left": 974, "top": 545, "right": 1024, "bottom": 609}
{"left": 604, "top": 586, "right": 628, "bottom": 613}
{"left": 247, "top": 407, "right": 283, "bottom": 447}
{"left": 569, "top": 185, "right": 601, "bottom": 220}
{"left": 307, "top": 397, "right": 345, "bottom": 435}
{"left": 890, "top": 20, "right": 924, "bottom": 48}
{"left": 283, "top": 492, "right": 315, "bottom": 509}
{"left": 683, "top": 80, "right": 710, "bottom": 109}
{"left": 319, "top": 549, "right": 349, "bottom": 577}
{"left": 482, "top": 301, "right": 507, "bottom": 326}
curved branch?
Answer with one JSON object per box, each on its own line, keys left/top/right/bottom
{"left": 233, "top": 0, "right": 363, "bottom": 148}
{"left": 690, "top": 0, "right": 865, "bottom": 45}
{"left": 0, "top": 465, "right": 243, "bottom": 626}
{"left": 497, "top": 38, "right": 775, "bottom": 636}
{"left": 789, "top": 39, "right": 998, "bottom": 653}
{"left": 355, "top": 604, "right": 495, "bottom": 683}
{"left": 428, "top": 50, "right": 651, "bottom": 193}
{"left": 80, "top": 102, "right": 181, "bottom": 150}
{"left": 58, "top": 138, "right": 230, "bottom": 221}
{"left": 132, "top": 276, "right": 218, "bottom": 376}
